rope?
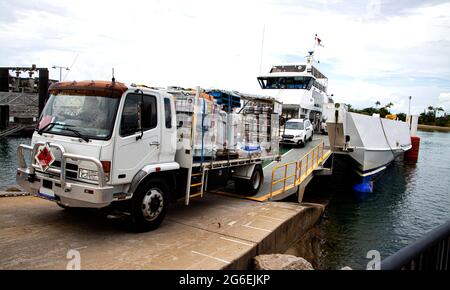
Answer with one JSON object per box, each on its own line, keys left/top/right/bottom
{"left": 0, "top": 191, "right": 31, "bottom": 198}
{"left": 379, "top": 117, "right": 396, "bottom": 158}
{"left": 200, "top": 97, "right": 206, "bottom": 165}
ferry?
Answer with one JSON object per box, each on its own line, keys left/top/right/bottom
{"left": 257, "top": 38, "right": 333, "bottom": 131}
{"left": 256, "top": 35, "right": 417, "bottom": 193}
{"left": 324, "top": 104, "right": 417, "bottom": 193}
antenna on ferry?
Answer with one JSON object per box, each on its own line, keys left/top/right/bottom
{"left": 62, "top": 53, "right": 79, "bottom": 81}
{"left": 112, "top": 68, "right": 115, "bottom": 83}
{"left": 259, "top": 24, "right": 266, "bottom": 74}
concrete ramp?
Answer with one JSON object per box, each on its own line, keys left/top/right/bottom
{"left": 0, "top": 194, "right": 324, "bottom": 270}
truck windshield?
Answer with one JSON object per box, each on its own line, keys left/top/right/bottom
{"left": 285, "top": 122, "right": 304, "bottom": 130}
{"left": 37, "top": 94, "right": 120, "bottom": 140}
{"left": 258, "top": 77, "right": 313, "bottom": 90}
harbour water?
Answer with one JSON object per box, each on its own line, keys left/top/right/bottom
{"left": 0, "top": 131, "right": 449, "bottom": 270}
{"left": 0, "top": 136, "right": 30, "bottom": 191}
{"left": 309, "top": 130, "right": 450, "bottom": 269}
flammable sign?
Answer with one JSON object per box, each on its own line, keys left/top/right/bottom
{"left": 35, "top": 144, "right": 55, "bottom": 171}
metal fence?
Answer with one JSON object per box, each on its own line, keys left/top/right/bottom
{"left": 381, "top": 220, "right": 450, "bottom": 270}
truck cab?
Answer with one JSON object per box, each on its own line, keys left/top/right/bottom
{"left": 17, "top": 81, "right": 179, "bottom": 231}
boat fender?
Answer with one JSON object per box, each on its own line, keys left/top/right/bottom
{"left": 353, "top": 182, "right": 373, "bottom": 193}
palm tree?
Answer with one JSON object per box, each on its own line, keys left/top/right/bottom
{"left": 384, "top": 102, "right": 394, "bottom": 109}
{"left": 435, "top": 107, "right": 444, "bottom": 118}
{"left": 375, "top": 101, "right": 381, "bottom": 108}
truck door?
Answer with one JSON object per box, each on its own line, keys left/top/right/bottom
{"left": 113, "top": 92, "right": 160, "bottom": 184}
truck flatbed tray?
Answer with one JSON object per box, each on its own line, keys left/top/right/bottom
{"left": 190, "top": 155, "right": 279, "bottom": 169}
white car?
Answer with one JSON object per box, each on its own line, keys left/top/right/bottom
{"left": 281, "top": 119, "right": 314, "bottom": 147}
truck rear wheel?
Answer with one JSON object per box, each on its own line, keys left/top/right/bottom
{"left": 130, "top": 177, "right": 169, "bottom": 232}
{"left": 234, "top": 164, "right": 263, "bottom": 196}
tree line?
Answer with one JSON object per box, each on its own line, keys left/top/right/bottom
{"left": 345, "top": 102, "right": 449, "bottom": 127}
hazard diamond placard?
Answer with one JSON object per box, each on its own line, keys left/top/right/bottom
{"left": 35, "top": 144, "right": 55, "bottom": 171}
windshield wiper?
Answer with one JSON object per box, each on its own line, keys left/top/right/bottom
{"left": 59, "top": 127, "right": 90, "bottom": 143}
{"left": 37, "top": 122, "right": 69, "bottom": 135}
{"left": 37, "top": 122, "right": 89, "bottom": 142}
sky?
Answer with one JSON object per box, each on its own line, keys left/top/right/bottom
{"left": 1, "top": 0, "right": 450, "bottom": 114}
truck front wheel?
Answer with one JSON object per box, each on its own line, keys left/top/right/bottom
{"left": 130, "top": 177, "right": 169, "bottom": 232}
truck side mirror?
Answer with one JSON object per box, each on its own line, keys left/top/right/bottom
{"left": 177, "top": 121, "right": 183, "bottom": 129}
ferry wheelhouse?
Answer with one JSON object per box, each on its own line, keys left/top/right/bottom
{"left": 257, "top": 51, "right": 333, "bottom": 130}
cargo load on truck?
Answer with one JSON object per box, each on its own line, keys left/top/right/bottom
{"left": 168, "top": 87, "right": 281, "bottom": 168}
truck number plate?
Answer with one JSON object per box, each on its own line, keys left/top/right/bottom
{"left": 38, "top": 188, "right": 55, "bottom": 201}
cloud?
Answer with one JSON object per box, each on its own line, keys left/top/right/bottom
{"left": 439, "top": 92, "right": 450, "bottom": 102}
{"left": 438, "top": 92, "right": 450, "bottom": 111}
{"left": 0, "top": 0, "right": 449, "bottom": 115}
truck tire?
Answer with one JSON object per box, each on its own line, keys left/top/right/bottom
{"left": 234, "top": 164, "right": 263, "bottom": 196}
{"left": 130, "top": 177, "right": 169, "bottom": 232}
{"left": 309, "top": 131, "right": 313, "bottom": 141}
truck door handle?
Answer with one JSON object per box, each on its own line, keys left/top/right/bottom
{"left": 150, "top": 141, "right": 160, "bottom": 147}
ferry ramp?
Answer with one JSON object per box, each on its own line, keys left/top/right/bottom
{"left": 212, "top": 135, "right": 331, "bottom": 202}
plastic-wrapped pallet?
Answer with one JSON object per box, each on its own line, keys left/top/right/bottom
{"left": 226, "top": 113, "right": 239, "bottom": 152}
{"left": 193, "top": 98, "right": 217, "bottom": 160}
{"left": 216, "top": 110, "right": 227, "bottom": 151}
{"left": 173, "top": 88, "right": 281, "bottom": 165}
{"left": 235, "top": 114, "right": 260, "bottom": 158}
{"left": 270, "top": 113, "right": 280, "bottom": 155}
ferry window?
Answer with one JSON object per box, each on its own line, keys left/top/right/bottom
{"left": 259, "top": 77, "right": 313, "bottom": 89}
{"left": 164, "top": 98, "right": 172, "bottom": 128}
{"left": 120, "top": 93, "right": 157, "bottom": 137}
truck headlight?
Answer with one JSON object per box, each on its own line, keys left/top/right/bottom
{"left": 78, "top": 168, "right": 99, "bottom": 181}
{"left": 296, "top": 133, "right": 304, "bottom": 138}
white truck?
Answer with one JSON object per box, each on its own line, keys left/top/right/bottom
{"left": 16, "top": 80, "right": 281, "bottom": 232}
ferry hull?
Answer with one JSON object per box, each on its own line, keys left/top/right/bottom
{"left": 326, "top": 105, "right": 412, "bottom": 193}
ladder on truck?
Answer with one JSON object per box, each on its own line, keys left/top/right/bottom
{"left": 185, "top": 87, "right": 207, "bottom": 206}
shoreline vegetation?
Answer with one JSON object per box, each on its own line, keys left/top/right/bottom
{"left": 346, "top": 102, "right": 450, "bottom": 130}
{"left": 418, "top": 124, "right": 450, "bottom": 132}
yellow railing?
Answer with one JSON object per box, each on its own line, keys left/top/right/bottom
{"left": 270, "top": 141, "right": 328, "bottom": 199}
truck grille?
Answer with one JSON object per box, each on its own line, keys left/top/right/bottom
{"left": 49, "top": 160, "right": 79, "bottom": 179}
{"left": 282, "top": 135, "right": 294, "bottom": 139}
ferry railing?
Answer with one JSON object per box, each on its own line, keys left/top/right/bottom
{"left": 270, "top": 141, "right": 327, "bottom": 199}
{"left": 381, "top": 220, "right": 450, "bottom": 270}
{"left": 270, "top": 161, "right": 298, "bottom": 199}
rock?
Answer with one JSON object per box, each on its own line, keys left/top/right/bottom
{"left": 254, "top": 254, "right": 314, "bottom": 270}
{"left": 6, "top": 187, "right": 21, "bottom": 192}
{"left": 340, "top": 266, "right": 352, "bottom": 270}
